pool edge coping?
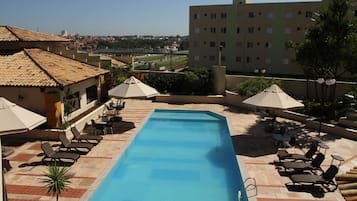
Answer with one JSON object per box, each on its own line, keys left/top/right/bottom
{"left": 80, "top": 108, "right": 255, "bottom": 201}
{"left": 80, "top": 108, "right": 156, "bottom": 201}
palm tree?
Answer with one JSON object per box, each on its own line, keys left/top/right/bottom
{"left": 41, "top": 164, "right": 71, "bottom": 201}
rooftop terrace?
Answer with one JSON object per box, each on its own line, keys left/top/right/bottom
{"left": 3, "top": 99, "right": 356, "bottom": 201}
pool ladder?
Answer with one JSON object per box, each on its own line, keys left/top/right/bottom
{"left": 238, "top": 177, "right": 257, "bottom": 200}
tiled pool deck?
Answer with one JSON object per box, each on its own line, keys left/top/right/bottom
{"left": 3, "top": 100, "right": 356, "bottom": 201}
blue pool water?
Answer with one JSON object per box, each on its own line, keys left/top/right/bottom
{"left": 90, "top": 110, "right": 247, "bottom": 201}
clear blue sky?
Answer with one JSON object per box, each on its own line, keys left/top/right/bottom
{"left": 0, "top": 0, "right": 320, "bottom": 36}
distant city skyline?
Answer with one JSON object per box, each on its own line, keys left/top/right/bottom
{"left": 0, "top": 0, "right": 320, "bottom": 36}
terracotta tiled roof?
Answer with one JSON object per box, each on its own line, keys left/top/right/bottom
{"left": 0, "top": 26, "right": 69, "bottom": 42}
{"left": 0, "top": 51, "right": 57, "bottom": 87}
{"left": 0, "top": 48, "right": 109, "bottom": 87}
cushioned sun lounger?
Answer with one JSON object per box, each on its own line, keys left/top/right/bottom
{"left": 277, "top": 142, "right": 318, "bottom": 162}
{"left": 59, "top": 132, "right": 94, "bottom": 152}
{"left": 282, "top": 153, "right": 325, "bottom": 172}
{"left": 71, "top": 127, "right": 102, "bottom": 143}
{"left": 290, "top": 165, "right": 339, "bottom": 192}
{"left": 41, "top": 142, "right": 80, "bottom": 163}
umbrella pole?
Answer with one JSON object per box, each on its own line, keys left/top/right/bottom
{"left": 0, "top": 137, "right": 6, "bottom": 201}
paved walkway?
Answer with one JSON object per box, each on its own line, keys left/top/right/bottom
{"left": 3, "top": 100, "right": 356, "bottom": 201}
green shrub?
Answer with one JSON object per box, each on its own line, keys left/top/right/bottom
{"left": 301, "top": 100, "right": 321, "bottom": 117}
{"left": 182, "top": 67, "right": 211, "bottom": 95}
{"left": 236, "top": 77, "right": 281, "bottom": 97}
{"left": 144, "top": 67, "right": 211, "bottom": 95}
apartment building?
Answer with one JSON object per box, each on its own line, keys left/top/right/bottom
{"left": 189, "top": 0, "right": 357, "bottom": 76}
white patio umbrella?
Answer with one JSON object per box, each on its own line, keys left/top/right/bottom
{"left": 0, "top": 97, "right": 46, "bottom": 201}
{"left": 0, "top": 97, "right": 46, "bottom": 135}
{"left": 242, "top": 84, "right": 304, "bottom": 110}
{"left": 108, "top": 76, "right": 159, "bottom": 99}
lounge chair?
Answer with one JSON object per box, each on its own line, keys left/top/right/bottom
{"left": 41, "top": 142, "right": 80, "bottom": 163}
{"left": 289, "top": 165, "right": 339, "bottom": 192}
{"left": 281, "top": 153, "right": 325, "bottom": 173}
{"left": 59, "top": 132, "right": 94, "bottom": 152}
{"left": 71, "top": 127, "right": 103, "bottom": 143}
{"left": 277, "top": 142, "right": 318, "bottom": 162}
{"left": 2, "top": 159, "right": 12, "bottom": 172}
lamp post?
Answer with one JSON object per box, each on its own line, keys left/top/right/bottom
{"left": 316, "top": 78, "right": 336, "bottom": 136}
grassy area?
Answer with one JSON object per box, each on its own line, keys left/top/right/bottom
{"left": 158, "top": 56, "right": 187, "bottom": 67}
{"left": 137, "top": 55, "right": 163, "bottom": 62}
{"left": 135, "top": 55, "right": 188, "bottom": 70}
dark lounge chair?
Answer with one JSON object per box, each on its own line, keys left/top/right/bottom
{"left": 277, "top": 142, "right": 318, "bottom": 162}
{"left": 41, "top": 142, "right": 80, "bottom": 163}
{"left": 289, "top": 165, "right": 339, "bottom": 192}
{"left": 281, "top": 153, "right": 325, "bottom": 172}
{"left": 70, "top": 127, "right": 103, "bottom": 143}
{"left": 2, "top": 159, "right": 12, "bottom": 172}
{"left": 59, "top": 132, "right": 94, "bottom": 152}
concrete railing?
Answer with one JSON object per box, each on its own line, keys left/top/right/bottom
{"left": 224, "top": 90, "right": 245, "bottom": 107}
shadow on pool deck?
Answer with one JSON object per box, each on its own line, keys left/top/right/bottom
{"left": 231, "top": 134, "right": 277, "bottom": 157}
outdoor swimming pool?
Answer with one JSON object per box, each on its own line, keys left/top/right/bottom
{"left": 90, "top": 109, "right": 247, "bottom": 201}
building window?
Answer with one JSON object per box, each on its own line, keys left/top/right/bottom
{"left": 194, "top": 27, "right": 200, "bottom": 34}
{"left": 210, "top": 27, "right": 216, "bottom": 33}
{"left": 248, "top": 12, "right": 254, "bottom": 18}
{"left": 203, "top": 27, "right": 207, "bottom": 31}
{"left": 210, "top": 41, "right": 216, "bottom": 47}
{"left": 246, "top": 57, "right": 251, "bottom": 63}
{"left": 298, "top": 11, "right": 302, "bottom": 15}
{"left": 203, "top": 41, "right": 207, "bottom": 45}
{"left": 305, "top": 11, "right": 312, "bottom": 18}
{"left": 256, "top": 57, "right": 260, "bottom": 60}
{"left": 247, "top": 42, "right": 253, "bottom": 48}
{"left": 210, "top": 13, "right": 217, "bottom": 19}
{"left": 194, "top": 13, "right": 199, "bottom": 20}
{"left": 266, "top": 27, "right": 273, "bottom": 34}
{"left": 265, "top": 42, "right": 272, "bottom": 48}
{"left": 220, "top": 42, "right": 226, "bottom": 48}
{"left": 237, "top": 27, "right": 240, "bottom": 33}
{"left": 86, "top": 85, "right": 98, "bottom": 104}
{"left": 257, "top": 42, "right": 260, "bottom": 46}
{"left": 257, "top": 27, "right": 261, "bottom": 31}
{"left": 194, "top": 56, "right": 200, "bottom": 61}
{"left": 236, "top": 57, "right": 242, "bottom": 62}
{"left": 209, "top": 56, "right": 215, "bottom": 61}
{"left": 204, "top": 13, "right": 207, "bottom": 16}
{"left": 354, "top": 10, "right": 357, "bottom": 16}
{"left": 248, "top": 27, "right": 254, "bottom": 33}
{"left": 297, "top": 27, "right": 301, "bottom": 31}
{"left": 221, "top": 13, "right": 227, "bottom": 19}
{"left": 64, "top": 91, "right": 80, "bottom": 114}
{"left": 221, "top": 27, "right": 227, "bottom": 33}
